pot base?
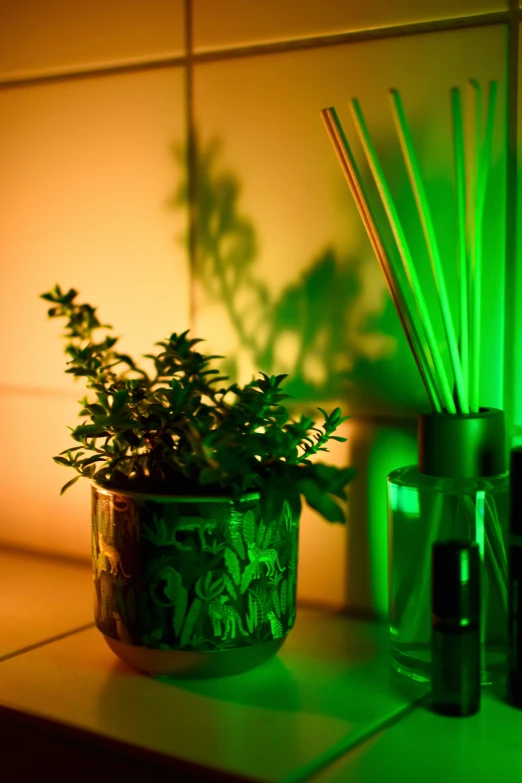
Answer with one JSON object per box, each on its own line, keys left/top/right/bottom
{"left": 104, "top": 634, "right": 286, "bottom": 678}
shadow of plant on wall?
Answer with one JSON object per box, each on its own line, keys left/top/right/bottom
{"left": 169, "top": 134, "right": 449, "bottom": 415}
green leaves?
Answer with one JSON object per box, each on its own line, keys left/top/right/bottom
{"left": 111, "top": 389, "right": 129, "bottom": 414}
{"left": 41, "top": 285, "right": 356, "bottom": 521}
{"left": 297, "top": 478, "right": 346, "bottom": 524}
{"left": 59, "top": 475, "right": 81, "bottom": 495}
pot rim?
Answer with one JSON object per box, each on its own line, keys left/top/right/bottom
{"left": 91, "top": 479, "right": 260, "bottom": 504}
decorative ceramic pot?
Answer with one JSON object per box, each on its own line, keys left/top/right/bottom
{"left": 91, "top": 482, "right": 300, "bottom": 677}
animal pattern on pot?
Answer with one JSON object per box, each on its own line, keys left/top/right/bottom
{"left": 173, "top": 516, "right": 218, "bottom": 551}
{"left": 92, "top": 489, "right": 299, "bottom": 652}
{"left": 247, "top": 542, "right": 284, "bottom": 577}
{"left": 97, "top": 531, "right": 131, "bottom": 578}
{"left": 112, "top": 610, "right": 133, "bottom": 645}
{"left": 209, "top": 595, "right": 248, "bottom": 640}
{"left": 99, "top": 571, "right": 114, "bottom": 621}
{"left": 267, "top": 610, "right": 283, "bottom": 639}
{"left": 113, "top": 495, "right": 140, "bottom": 541}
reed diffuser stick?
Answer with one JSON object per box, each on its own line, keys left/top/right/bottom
{"left": 349, "top": 97, "right": 456, "bottom": 414}
{"left": 467, "top": 80, "right": 482, "bottom": 413}
{"left": 321, "top": 107, "right": 441, "bottom": 411}
{"left": 473, "top": 80, "right": 498, "bottom": 414}
{"left": 451, "top": 87, "right": 469, "bottom": 405}
{"left": 389, "top": 89, "right": 469, "bottom": 415}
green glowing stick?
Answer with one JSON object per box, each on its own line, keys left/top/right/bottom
{"left": 473, "top": 80, "right": 498, "bottom": 414}
{"left": 321, "top": 106, "right": 441, "bottom": 412}
{"left": 389, "top": 90, "right": 469, "bottom": 415}
{"left": 451, "top": 87, "right": 469, "bottom": 409}
{"left": 350, "top": 97, "right": 456, "bottom": 414}
{"left": 467, "top": 79, "right": 482, "bottom": 413}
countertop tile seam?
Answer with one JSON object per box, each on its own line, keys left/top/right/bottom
{"left": 0, "top": 622, "right": 95, "bottom": 664}
{"left": 281, "top": 694, "right": 429, "bottom": 783}
{"left": 0, "top": 543, "right": 91, "bottom": 569}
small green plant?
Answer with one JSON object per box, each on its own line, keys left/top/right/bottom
{"left": 41, "top": 284, "right": 355, "bottom": 522}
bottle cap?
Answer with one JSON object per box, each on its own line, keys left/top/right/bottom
{"left": 419, "top": 407, "right": 506, "bottom": 478}
{"left": 432, "top": 540, "right": 480, "bottom": 627}
{"left": 511, "top": 447, "right": 522, "bottom": 537}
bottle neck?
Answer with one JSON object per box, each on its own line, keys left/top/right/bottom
{"left": 418, "top": 407, "right": 506, "bottom": 479}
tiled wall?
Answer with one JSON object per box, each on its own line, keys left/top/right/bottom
{"left": 0, "top": 0, "right": 519, "bottom": 617}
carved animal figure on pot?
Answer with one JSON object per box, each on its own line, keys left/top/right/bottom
{"left": 209, "top": 595, "right": 248, "bottom": 641}
{"left": 174, "top": 516, "right": 218, "bottom": 551}
{"left": 97, "top": 531, "right": 131, "bottom": 579}
{"left": 267, "top": 610, "right": 283, "bottom": 639}
{"left": 247, "top": 542, "right": 284, "bottom": 578}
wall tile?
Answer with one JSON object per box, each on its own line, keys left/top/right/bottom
{"left": 0, "top": 67, "right": 190, "bottom": 393}
{"left": 193, "top": 0, "right": 507, "bottom": 53}
{"left": 192, "top": 26, "right": 507, "bottom": 418}
{"left": 0, "top": 0, "right": 185, "bottom": 80}
{"left": 0, "top": 391, "right": 92, "bottom": 558}
{"left": 297, "top": 418, "right": 349, "bottom": 610}
{"left": 192, "top": 25, "right": 506, "bottom": 612}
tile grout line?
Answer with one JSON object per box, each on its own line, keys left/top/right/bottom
{"left": 0, "top": 623, "right": 96, "bottom": 664}
{"left": 281, "top": 693, "right": 429, "bottom": 783}
{"left": 0, "top": 10, "right": 515, "bottom": 90}
{"left": 0, "top": 56, "right": 187, "bottom": 90}
{"left": 185, "top": 0, "right": 197, "bottom": 332}
{"left": 190, "top": 11, "right": 511, "bottom": 64}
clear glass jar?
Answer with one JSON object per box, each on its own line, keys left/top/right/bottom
{"left": 388, "top": 466, "right": 509, "bottom": 685}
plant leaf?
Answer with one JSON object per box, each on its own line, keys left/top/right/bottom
{"left": 60, "top": 475, "right": 81, "bottom": 495}
{"left": 298, "top": 478, "right": 346, "bottom": 523}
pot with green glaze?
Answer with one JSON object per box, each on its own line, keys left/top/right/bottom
{"left": 92, "top": 481, "right": 300, "bottom": 677}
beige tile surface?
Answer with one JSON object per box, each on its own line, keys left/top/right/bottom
{"left": 0, "top": 608, "right": 416, "bottom": 782}
{"left": 193, "top": 0, "right": 507, "bottom": 53}
{"left": 295, "top": 418, "right": 349, "bottom": 610}
{"left": 0, "top": 67, "right": 189, "bottom": 393}
{"left": 0, "top": 392, "right": 92, "bottom": 558}
{"left": 191, "top": 25, "right": 506, "bottom": 615}
{"left": 192, "top": 25, "right": 507, "bottom": 418}
{"left": 308, "top": 692, "right": 521, "bottom": 783}
{"left": 295, "top": 416, "right": 417, "bottom": 617}
{"left": 189, "top": 26, "right": 506, "bottom": 613}
{"left": 0, "top": 0, "right": 185, "bottom": 80}
{"left": 0, "top": 549, "right": 93, "bottom": 659}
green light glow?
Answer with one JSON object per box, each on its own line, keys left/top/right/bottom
{"left": 387, "top": 467, "right": 509, "bottom": 684}
{"left": 367, "top": 425, "right": 417, "bottom": 618}
{"left": 461, "top": 551, "right": 470, "bottom": 584}
{"left": 389, "top": 483, "right": 420, "bottom": 517}
{"left": 92, "top": 487, "right": 299, "bottom": 654}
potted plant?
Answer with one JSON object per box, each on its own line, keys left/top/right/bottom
{"left": 41, "top": 285, "right": 355, "bottom": 677}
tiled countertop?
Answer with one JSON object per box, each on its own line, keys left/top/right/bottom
{"left": 1, "top": 548, "right": 521, "bottom": 782}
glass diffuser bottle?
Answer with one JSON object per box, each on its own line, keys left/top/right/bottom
{"left": 388, "top": 407, "right": 509, "bottom": 685}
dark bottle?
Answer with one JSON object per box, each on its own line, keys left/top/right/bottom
{"left": 431, "top": 540, "right": 481, "bottom": 717}
{"left": 508, "top": 446, "right": 522, "bottom": 709}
